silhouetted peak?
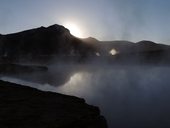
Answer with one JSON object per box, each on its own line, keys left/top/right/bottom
{"left": 47, "top": 24, "right": 70, "bottom": 33}
{"left": 87, "top": 37, "right": 98, "bottom": 41}
{"left": 47, "top": 24, "right": 63, "bottom": 29}
{"left": 82, "top": 37, "right": 99, "bottom": 43}
{"left": 134, "top": 40, "right": 165, "bottom": 52}
{"left": 3, "top": 24, "right": 71, "bottom": 38}
{"left": 137, "top": 40, "right": 156, "bottom": 46}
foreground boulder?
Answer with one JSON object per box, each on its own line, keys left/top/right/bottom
{"left": 0, "top": 80, "right": 107, "bottom": 128}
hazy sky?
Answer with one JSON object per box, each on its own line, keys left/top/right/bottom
{"left": 0, "top": 0, "right": 170, "bottom": 43}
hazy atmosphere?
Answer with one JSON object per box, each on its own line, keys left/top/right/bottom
{"left": 1, "top": 1, "right": 170, "bottom": 128}
{"left": 1, "top": 0, "right": 170, "bottom": 43}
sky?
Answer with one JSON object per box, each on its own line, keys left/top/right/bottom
{"left": 0, "top": 0, "right": 170, "bottom": 44}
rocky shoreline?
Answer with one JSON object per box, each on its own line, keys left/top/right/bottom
{"left": 0, "top": 80, "right": 107, "bottom": 128}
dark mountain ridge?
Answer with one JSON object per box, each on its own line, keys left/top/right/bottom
{"left": 0, "top": 24, "right": 96, "bottom": 63}
{"left": 0, "top": 24, "right": 170, "bottom": 65}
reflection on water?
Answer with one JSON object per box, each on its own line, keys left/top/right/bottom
{"left": 56, "top": 66, "right": 170, "bottom": 128}
{"left": 57, "top": 72, "right": 96, "bottom": 98}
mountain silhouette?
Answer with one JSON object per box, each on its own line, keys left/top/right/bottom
{"left": 0, "top": 24, "right": 96, "bottom": 63}
{"left": 0, "top": 24, "right": 170, "bottom": 65}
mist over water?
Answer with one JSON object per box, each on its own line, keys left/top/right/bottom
{"left": 1, "top": 63, "right": 170, "bottom": 128}
{"left": 56, "top": 65, "right": 170, "bottom": 128}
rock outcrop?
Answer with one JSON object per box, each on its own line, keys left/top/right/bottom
{"left": 0, "top": 80, "right": 107, "bottom": 128}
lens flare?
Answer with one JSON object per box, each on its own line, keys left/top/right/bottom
{"left": 110, "top": 49, "right": 117, "bottom": 55}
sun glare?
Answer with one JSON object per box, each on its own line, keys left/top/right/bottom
{"left": 64, "top": 23, "right": 82, "bottom": 37}
{"left": 110, "top": 49, "right": 117, "bottom": 55}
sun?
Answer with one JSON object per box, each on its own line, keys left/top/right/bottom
{"left": 64, "top": 23, "right": 82, "bottom": 37}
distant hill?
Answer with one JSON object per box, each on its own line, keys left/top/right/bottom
{"left": 81, "top": 38, "right": 170, "bottom": 64}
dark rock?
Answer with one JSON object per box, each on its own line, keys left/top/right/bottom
{"left": 0, "top": 80, "right": 107, "bottom": 128}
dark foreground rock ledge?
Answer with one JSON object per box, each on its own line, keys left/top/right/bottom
{"left": 0, "top": 80, "right": 107, "bottom": 128}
